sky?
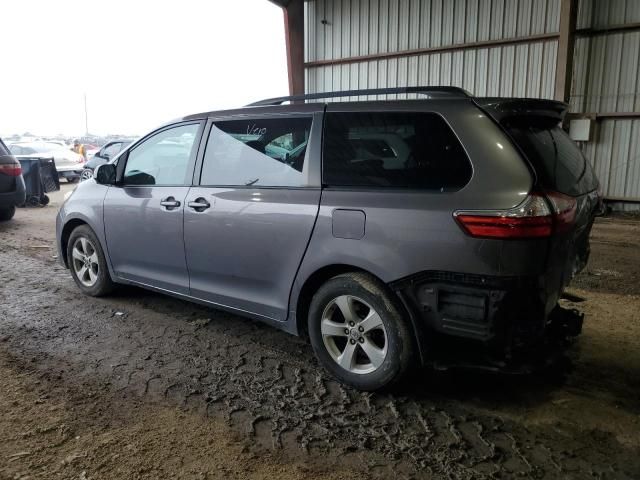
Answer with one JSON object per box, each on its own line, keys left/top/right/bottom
{"left": 0, "top": 0, "right": 288, "bottom": 137}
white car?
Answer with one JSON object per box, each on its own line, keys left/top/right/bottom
{"left": 9, "top": 142, "right": 85, "bottom": 182}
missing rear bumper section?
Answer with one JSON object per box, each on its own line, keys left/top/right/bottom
{"left": 391, "top": 271, "right": 584, "bottom": 372}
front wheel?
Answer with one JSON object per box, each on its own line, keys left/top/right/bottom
{"left": 67, "top": 225, "right": 115, "bottom": 296}
{"left": 308, "top": 272, "right": 415, "bottom": 391}
{"left": 80, "top": 169, "right": 93, "bottom": 181}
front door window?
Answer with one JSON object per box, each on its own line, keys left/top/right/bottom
{"left": 124, "top": 124, "right": 199, "bottom": 186}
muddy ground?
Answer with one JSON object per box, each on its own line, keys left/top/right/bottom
{"left": 1, "top": 184, "right": 639, "bottom": 479}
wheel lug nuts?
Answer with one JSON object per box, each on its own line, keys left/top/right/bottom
{"left": 358, "top": 326, "right": 364, "bottom": 332}
{"left": 344, "top": 328, "right": 350, "bottom": 335}
{"left": 350, "top": 339, "right": 356, "bottom": 345}
{"left": 358, "top": 337, "right": 365, "bottom": 343}
{"left": 349, "top": 321, "right": 355, "bottom": 327}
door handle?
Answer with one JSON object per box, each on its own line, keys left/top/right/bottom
{"left": 160, "top": 197, "right": 181, "bottom": 210}
{"left": 187, "top": 198, "right": 211, "bottom": 212}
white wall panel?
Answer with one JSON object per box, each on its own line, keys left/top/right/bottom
{"left": 306, "top": 40, "right": 558, "bottom": 99}
{"left": 571, "top": 31, "right": 640, "bottom": 113}
{"left": 580, "top": 119, "right": 640, "bottom": 200}
{"left": 306, "top": 0, "right": 560, "bottom": 62}
{"left": 577, "top": 0, "right": 640, "bottom": 29}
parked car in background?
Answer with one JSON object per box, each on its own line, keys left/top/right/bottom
{"left": 56, "top": 86, "right": 600, "bottom": 391}
{"left": 80, "top": 140, "right": 131, "bottom": 181}
{"left": 86, "top": 144, "right": 100, "bottom": 160}
{"left": 0, "top": 138, "right": 26, "bottom": 221}
{"left": 44, "top": 140, "right": 70, "bottom": 149}
{"left": 9, "top": 142, "right": 84, "bottom": 182}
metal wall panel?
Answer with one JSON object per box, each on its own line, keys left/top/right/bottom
{"left": 579, "top": 119, "right": 640, "bottom": 200}
{"left": 306, "top": 0, "right": 560, "bottom": 63}
{"left": 306, "top": 40, "right": 558, "bottom": 98}
{"left": 577, "top": 0, "right": 640, "bottom": 29}
{"left": 571, "top": 32, "right": 640, "bottom": 113}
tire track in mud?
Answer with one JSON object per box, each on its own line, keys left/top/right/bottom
{"left": 1, "top": 249, "right": 638, "bottom": 479}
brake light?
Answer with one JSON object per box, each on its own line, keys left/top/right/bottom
{"left": 0, "top": 164, "right": 22, "bottom": 176}
{"left": 454, "top": 191, "right": 576, "bottom": 239}
{"left": 456, "top": 214, "right": 553, "bottom": 238}
{"left": 546, "top": 191, "right": 577, "bottom": 233}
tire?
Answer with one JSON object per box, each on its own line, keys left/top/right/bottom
{"left": 0, "top": 206, "right": 16, "bottom": 221}
{"left": 67, "top": 225, "right": 115, "bottom": 296}
{"left": 68, "top": 176, "right": 79, "bottom": 183}
{"left": 80, "top": 169, "right": 93, "bottom": 182}
{"left": 308, "top": 272, "right": 415, "bottom": 391}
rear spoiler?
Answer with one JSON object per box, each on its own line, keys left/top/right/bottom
{"left": 473, "top": 97, "right": 568, "bottom": 124}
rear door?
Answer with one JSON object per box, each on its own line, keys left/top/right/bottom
{"left": 184, "top": 112, "right": 323, "bottom": 321}
{"left": 103, "top": 122, "right": 203, "bottom": 294}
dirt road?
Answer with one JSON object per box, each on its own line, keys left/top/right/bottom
{"left": 1, "top": 184, "right": 639, "bottom": 479}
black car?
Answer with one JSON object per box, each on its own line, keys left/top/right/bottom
{"left": 0, "top": 138, "right": 26, "bottom": 220}
{"left": 81, "top": 140, "right": 131, "bottom": 181}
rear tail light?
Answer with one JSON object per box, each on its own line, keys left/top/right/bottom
{"left": 0, "top": 164, "right": 22, "bottom": 176}
{"left": 454, "top": 191, "right": 577, "bottom": 239}
{"left": 545, "top": 191, "right": 577, "bottom": 232}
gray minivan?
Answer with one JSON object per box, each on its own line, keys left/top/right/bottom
{"left": 56, "top": 87, "right": 600, "bottom": 391}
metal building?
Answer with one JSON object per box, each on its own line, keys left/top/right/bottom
{"left": 271, "top": 0, "right": 640, "bottom": 209}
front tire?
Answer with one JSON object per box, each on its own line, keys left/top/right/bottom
{"left": 67, "top": 225, "right": 115, "bottom": 296}
{"left": 0, "top": 206, "right": 16, "bottom": 221}
{"left": 308, "top": 272, "right": 415, "bottom": 391}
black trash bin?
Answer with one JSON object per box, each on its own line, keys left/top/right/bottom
{"left": 17, "top": 157, "right": 60, "bottom": 206}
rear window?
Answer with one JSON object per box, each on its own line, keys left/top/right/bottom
{"left": 323, "top": 112, "right": 472, "bottom": 191}
{"left": 504, "top": 119, "right": 598, "bottom": 196}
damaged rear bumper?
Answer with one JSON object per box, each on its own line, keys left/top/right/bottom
{"left": 390, "top": 271, "right": 584, "bottom": 372}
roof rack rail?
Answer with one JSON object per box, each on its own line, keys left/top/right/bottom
{"left": 247, "top": 86, "right": 472, "bottom": 106}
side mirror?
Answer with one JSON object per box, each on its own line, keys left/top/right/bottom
{"left": 102, "top": 152, "right": 111, "bottom": 160}
{"left": 94, "top": 163, "right": 117, "bottom": 185}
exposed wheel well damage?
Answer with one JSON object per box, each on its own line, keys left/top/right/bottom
{"left": 295, "top": 264, "right": 413, "bottom": 342}
{"left": 60, "top": 219, "right": 88, "bottom": 268}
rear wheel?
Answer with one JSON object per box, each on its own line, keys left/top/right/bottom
{"left": 68, "top": 176, "right": 79, "bottom": 183}
{"left": 67, "top": 225, "right": 115, "bottom": 296}
{"left": 0, "top": 206, "right": 16, "bottom": 221}
{"left": 308, "top": 272, "right": 415, "bottom": 391}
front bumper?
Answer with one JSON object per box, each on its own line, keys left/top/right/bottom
{"left": 391, "top": 271, "right": 583, "bottom": 369}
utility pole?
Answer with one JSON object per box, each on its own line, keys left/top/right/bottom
{"left": 84, "top": 93, "right": 89, "bottom": 136}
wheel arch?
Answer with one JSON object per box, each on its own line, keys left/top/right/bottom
{"left": 294, "top": 264, "right": 415, "bottom": 337}
{"left": 60, "top": 218, "right": 90, "bottom": 268}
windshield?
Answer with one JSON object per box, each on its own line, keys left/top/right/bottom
{"left": 504, "top": 119, "right": 598, "bottom": 196}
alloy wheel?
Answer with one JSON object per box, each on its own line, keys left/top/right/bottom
{"left": 71, "top": 237, "right": 99, "bottom": 287}
{"left": 321, "top": 294, "right": 388, "bottom": 375}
